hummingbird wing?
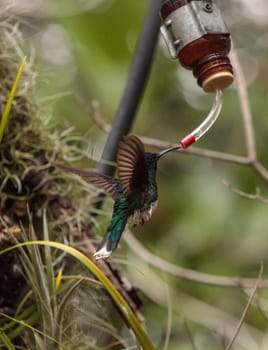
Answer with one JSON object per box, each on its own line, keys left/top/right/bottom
{"left": 55, "top": 163, "right": 116, "bottom": 197}
{"left": 117, "top": 134, "right": 148, "bottom": 196}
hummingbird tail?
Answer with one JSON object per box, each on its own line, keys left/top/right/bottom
{"left": 94, "top": 204, "right": 128, "bottom": 260}
{"left": 93, "top": 242, "right": 112, "bottom": 261}
{"left": 94, "top": 229, "right": 122, "bottom": 261}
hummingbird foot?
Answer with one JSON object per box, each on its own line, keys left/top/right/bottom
{"left": 93, "top": 245, "right": 112, "bottom": 261}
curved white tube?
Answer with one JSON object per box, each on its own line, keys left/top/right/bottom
{"left": 180, "top": 89, "right": 224, "bottom": 149}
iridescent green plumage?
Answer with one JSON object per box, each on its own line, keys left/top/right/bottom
{"left": 56, "top": 134, "right": 180, "bottom": 260}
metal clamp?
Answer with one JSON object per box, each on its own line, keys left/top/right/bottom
{"left": 160, "top": 0, "right": 229, "bottom": 59}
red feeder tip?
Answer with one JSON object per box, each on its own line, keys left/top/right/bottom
{"left": 180, "top": 134, "right": 196, "bottom": 149}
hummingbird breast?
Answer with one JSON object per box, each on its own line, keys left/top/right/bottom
{"left": 128, "top": 200, "right": 158, "bottom": 226}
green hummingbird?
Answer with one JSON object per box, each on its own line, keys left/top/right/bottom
{"left": 56, "top": 134, "right": 180, "bottom": 260}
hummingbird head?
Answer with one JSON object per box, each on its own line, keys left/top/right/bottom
{"left": 144, "top": 144, "right": 180, "bottom": 178}
{"left": 145, "top": 144, "right": 180, "bottom": 167}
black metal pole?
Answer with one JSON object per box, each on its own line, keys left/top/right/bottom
{"left": 97, "top": 0, "right": 163, "bottom": 177}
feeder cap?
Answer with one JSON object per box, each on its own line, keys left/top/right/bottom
{"left": 202, "top": 71, "right": 234, "bottom": 93}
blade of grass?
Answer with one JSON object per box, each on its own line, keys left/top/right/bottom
{"left": 56, "top": 279, "right": 83, "bottom": 343}
{"left": 19, "top": 225, "right": 52, "bottom": 321}
{"left": 2, "top": 305, "right": 36, "bottom": 333}
{"left": 0, "top": 312, "right": 59, "bottom": 345}
{"left": 6, "top": 311, "right": 40, "bottom": 340}
{"left": 18, "top": 222, "right": 58, "bottom": 349}
{"left": 42, "top": 209, "right": 57, "bottom": 312}
{"left": 0, "top": 240, "right": 155, "bottom": 350}
{"left": 0, "top": 56, "right": 27, "bottom": 143}
{"left": 0, "top": 330, "right": 16, "bottom": 350}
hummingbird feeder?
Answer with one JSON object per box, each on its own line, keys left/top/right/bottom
{"left": 160, "top": 0, "right": 233, "bottom": 148}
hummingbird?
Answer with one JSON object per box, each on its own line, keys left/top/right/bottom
{"left": 56, "top": 134, "right": 180, "bottom": 260}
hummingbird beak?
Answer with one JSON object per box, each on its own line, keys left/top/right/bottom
{"left": 157, "top": 145, "right": 181, "bottom": 159}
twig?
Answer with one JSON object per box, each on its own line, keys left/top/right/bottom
{"left": 74, "top": 94, "right": 111, "bottom": 134}
{"left": 137, "top": 135, "right": 251, "bottom": 165}
{"left": 184, "top": 320, "right": 198, "bottom": 350}
{"left": 90, "top": 105, "right": 268, "bottom": 182}
{"left": 223, "top": 181, "right": 268, "bottom": 205}
{"left": 91, "top": 100, "right": 111, "bottom": 133}
{"left": 132, "top": 256, "right": 262, "bottom": 349}
{"left": 225, "top": 263, "right": 264, "bottom": 350}
{"left": 252, "top": 161, "right": 268, "bottom": 184}
{"left": 124, "top": 230, "right": 268, "bottom": 288}
{"left": 90, "top": 108, "right": 251, "bottom": 166}
{"left": 89, "top": 89, "right": 268, "bottom": 183}
{"left": 230, "top": 50, "right": 256, "bottom": 161}
{"left": 163, "top": 284, "right": 173, "bottom": 350}
{"left": 230, "top": 49, "right": 268, "bottom": 183}
{"left": 81, "top": 238, "right": 144, "bottom": 320}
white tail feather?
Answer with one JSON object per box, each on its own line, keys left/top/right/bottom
{"left": 94, "top": 245, "right": 112, "bottom": 261}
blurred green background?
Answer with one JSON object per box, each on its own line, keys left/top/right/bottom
{"left": 14, "top": 0, "right": 268, "bottom": 348}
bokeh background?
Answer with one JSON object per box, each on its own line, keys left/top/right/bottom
{"left": 5, "top": 0, "right": 268, "bottom": 349}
